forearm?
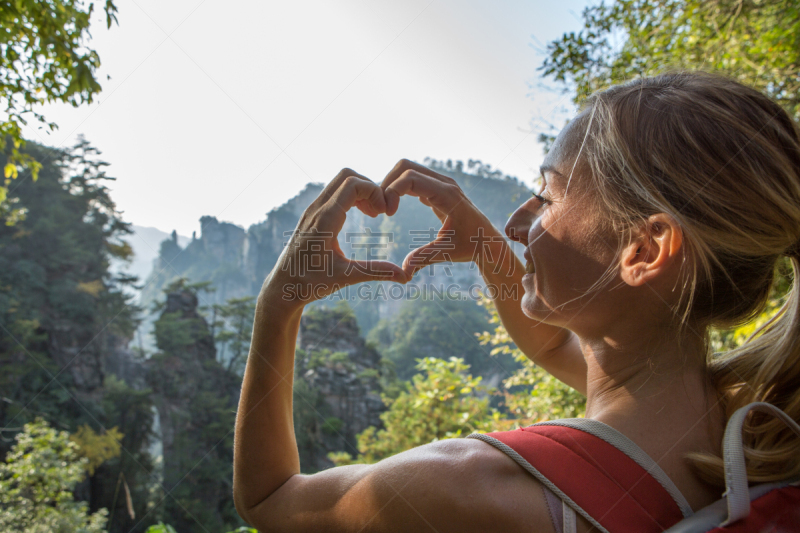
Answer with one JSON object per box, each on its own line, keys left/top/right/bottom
{"left": 233, "top": 279, "right": 304, "bottom": 517}
{"left": 479, "top": 240, "right": 585, "bottom": 390}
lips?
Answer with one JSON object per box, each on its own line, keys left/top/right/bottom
{"left": 523, "top": 248, "right": 535, "bottom": 274}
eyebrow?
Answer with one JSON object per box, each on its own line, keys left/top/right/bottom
{"left": 539, "top": 165, "right": 565, "bottom": 179}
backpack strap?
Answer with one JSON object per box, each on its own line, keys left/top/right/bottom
{"left": 719, "top": 401, "right": 800, "bottom": 526}
{"left": 539, "top": 418, "right": 695, "bottom": 518}
{"left": 468, "top": 420, "right": 690, "bottom": 532}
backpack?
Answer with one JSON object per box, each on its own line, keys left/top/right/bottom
{"left": 466, "top": 402, "right": 800, "bottom": 532}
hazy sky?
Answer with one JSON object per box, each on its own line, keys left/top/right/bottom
{"left": 29, "top": 0, "right": 593, "bottom": 236}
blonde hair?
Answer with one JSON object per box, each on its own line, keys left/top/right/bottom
{"left": 577, "top": 72, "right": 800, "bottom": 486}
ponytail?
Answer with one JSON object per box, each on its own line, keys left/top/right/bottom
{"left": 690, "top": 254, "right": 800, "bottom": 485}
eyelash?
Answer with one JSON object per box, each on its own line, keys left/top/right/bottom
{"left": 532, "top": 192, "right": 552, "bottom": 205}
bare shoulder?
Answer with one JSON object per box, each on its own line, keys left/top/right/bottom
{"left": 247, "top": 437, "right": 556, "bottom": 533}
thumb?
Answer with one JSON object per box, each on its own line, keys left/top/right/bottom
{"left": 402, "top": 239, "right": 455, "bottom": 278}
{"left": 403, "top": 217, "right": 456, "bottom": 277}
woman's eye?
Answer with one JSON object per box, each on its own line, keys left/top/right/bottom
{"left": 532, "top": 192, "right": 552, "bottom": 205}
{"left": 531, "top": 191, "right": 552, "bottom": 216}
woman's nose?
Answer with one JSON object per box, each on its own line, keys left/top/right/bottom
{"left": 505, "top": 203, "right": 533, "bottom": 245}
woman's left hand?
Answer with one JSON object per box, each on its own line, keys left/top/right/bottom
{"left": 261, "top": 168, "right": 408, "bottom": 309}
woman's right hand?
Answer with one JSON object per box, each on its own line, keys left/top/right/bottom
{"left": 381, "top": 159, "right": 511, "bottom": 278}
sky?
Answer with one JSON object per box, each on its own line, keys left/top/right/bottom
{"left": 29, "top": 0, "right": 593, "bottom": 237}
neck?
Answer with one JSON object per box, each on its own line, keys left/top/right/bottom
{"left": 580, "top": 324, "right": 720, "bottom": 444}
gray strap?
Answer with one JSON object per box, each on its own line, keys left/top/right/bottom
{"left": 663, "top": 479, "right": 800, "bottom": 532}
{"left": 538, "top": 418, "right": 694, "bottom": 518}
{"left": 720, "top": 401, "right": 800, "bottom": 526}
{"left": 563, "top": 500, "right": 577, "bottom": 533}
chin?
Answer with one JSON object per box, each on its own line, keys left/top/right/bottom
{"left": 520, "top": 292, "right": 548, "bottom": 321}
{"left": 521, "top": 287, "right": 570, "bottom": 326}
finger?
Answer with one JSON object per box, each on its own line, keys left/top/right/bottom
{"left": 384, "top": 169, "right": 463, "bottom": 217}
{"left": 319, "top": 176, "right": 387, "bottom": 234}
{"left": 330, "top": 175, "right": 387, "bottom": 214}
{"left": 382, "top": 159, "right": 457, "bottom": 215}
{"left": 355, "top": 197, "right": 381, "bottom": 218}
{"left": 315, "top": 168, "right": 373, "bottom": 210}
{"left": 400, "top": 217, "right": 457, "bottom": 277}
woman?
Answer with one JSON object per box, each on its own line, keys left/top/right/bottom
{"left": 232, "top": 72, "right": 800, "bottom": 532}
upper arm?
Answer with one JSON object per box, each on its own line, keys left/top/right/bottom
{"left": 242, "top": 438, "right": 556, "bottom": 533}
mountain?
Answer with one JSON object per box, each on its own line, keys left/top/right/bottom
{"left": 138, "top": 159, "right": 531, "bottom": 338}
{"left": 111, "top": 226, "right": 191, "bottom": 298}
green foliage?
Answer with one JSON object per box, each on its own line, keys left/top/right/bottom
{"left": 709, "top": 258, "right": 795, "bottom": 352}
{"left": 0, "top": 0, "right": 118, "bottom": 222}
{"left": 0, "top": 419, "right": 108, "bottom": 532}
{"left": 368, "top": 296, "right": 502, "bottom": 380}
{"left": 98, "top": 376, "right": 156, "bottom": 533}
{"left": 147, "top": 288, "right": 243, "bottom": 531}
{"left": 291, "top": 369, "right": 331, "bottom": 471}
{"left": 477, "top": 297, "right": 586, "bottom": 428}
{"left": 0, "top": 138, "right": 140, "bottom": 437}
{"left": 330, "top": 357, "right": 495, "bottom": 465}
{"left": 144, "top": 525, "right": 257, "bottom": 533}
{"left": 144, "top": 524, "right": 176, "bottom": 533}
{"left": 69, "top": 425, "right": 123, "bottom": 476}
{"left": 0, "top": 138, "right": 156, "bottom": 532}
{"left": 542, "top": 0, "right": 800, "bottom": 121}
{"left": 211, "top": 296, "right": 256, "bottom": 374}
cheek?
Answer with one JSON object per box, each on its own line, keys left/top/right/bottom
{"left": 523, "top": 207, "right": 613, "bottom": 315}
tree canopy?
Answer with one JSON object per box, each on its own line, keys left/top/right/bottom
{"left": 1, "top": 0, "right": 117, "bottom": 221}
{"left": 543, "top": 0, "right": 800, "bottom": 120}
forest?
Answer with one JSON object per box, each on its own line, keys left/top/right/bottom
{"left": 1, "top": 0, "right": 798, "bottom": 531}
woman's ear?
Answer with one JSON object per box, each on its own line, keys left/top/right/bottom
{"left": 620, "top": 213, "right": 683, "bottom": 287}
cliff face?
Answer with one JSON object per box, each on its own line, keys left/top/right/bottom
{"left": 146, "top": 288, "right": 241, "bottom": 530}
{"left": 140, "top": 183, "right": 326, "bottom": 310}
{"left": 199, "top": 216, "right": 247, "bottom": 269}
{"left": 145, "top": 291, "right": 388, "bottom": 479}
{"left": 140, "top": 163, "right": 531, "bottom": 332}
{"left": 243, "top": 182, "right": 324, "bottom": 288}
{"left": 293, "top": 305, "right": 387, "bottom": 472}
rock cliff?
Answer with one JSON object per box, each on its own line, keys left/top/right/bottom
{"left": 146, "top": 288, "right": 241, "bottom": 529}
{"left": 139, "top": 161, "right": 531, "bottom": 334}
{"left": 293, "top": 304, "right": 387, "bottom": 472}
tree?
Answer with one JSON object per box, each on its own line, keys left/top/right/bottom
{"left": 143, "top": 524, "right": 257, "bottom": 533}
{"left": 1, "top": 0, "right": 118, "bottom": 222}
{"left": 368, "top": 296, "right": 502, "bottom": 380}
{"left": 70, "top": 424, "right": 123, "bottom": 476}
{"left": 329, "top": 357, "right": 496, "bottom": 465}
{"left": 0, "top": 139, "right": 156, "bottom": 533}
{"left": 212, "top": 296, "right": 256, "bottom": 374}
{"left": 147, "top": 286, "right": 244, "bottom": 531}
{"left": 542, "top": 0, "right": 800, "bottom": 119}
{"left": 0, "top": 418, "right": 109, "bottom": 532}
{"left": 0, "top": 138, "right": 139, "bottom": 441}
